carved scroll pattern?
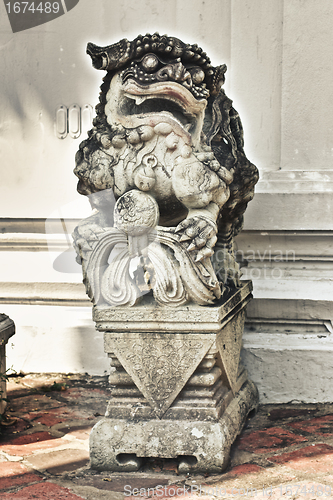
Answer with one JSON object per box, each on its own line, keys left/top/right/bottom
{"left": 81, "top": 226, "right": 220, "bottom": 307}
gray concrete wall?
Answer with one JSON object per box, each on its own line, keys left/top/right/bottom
{"left": 1, "top": 0, "right": 332, "bottom": 402}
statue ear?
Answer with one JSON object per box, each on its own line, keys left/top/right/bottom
{"left": 229, "top": 106, "right": 245, "bottom": 153}
{"left": 209, "top": 64, "right": 227, "bottom": 96}
{"left": 205, "top": 90, "right": 232, "bottom": 145}
{"left": 204, "top": 90, "right": 245, "bottom": 159}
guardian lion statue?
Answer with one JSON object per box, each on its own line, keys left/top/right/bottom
{"left": 73, "top": 33, "right": 258, "bottom": 307}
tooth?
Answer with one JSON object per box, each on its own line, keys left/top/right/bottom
{"left": 134, "top": 95, "right": 147, "bottom": 105}
{"left": 185, "top": 123, "right": 191, "bottom": 132}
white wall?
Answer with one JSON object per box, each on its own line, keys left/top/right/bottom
{"left": 1, "top": 0, "right": 332, "bottom": 401}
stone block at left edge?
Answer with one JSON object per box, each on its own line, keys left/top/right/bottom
{"left": 0, "top": 314, "right": 15, "bottom": 415}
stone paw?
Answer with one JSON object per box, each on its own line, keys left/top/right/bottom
{"left": 72, "top": 215, "right": 106, "bottom": 261}
{"left": 175, "top": 216, "right": 217, "bottom": 262}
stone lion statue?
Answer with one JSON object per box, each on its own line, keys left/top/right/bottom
{"left": 73, "top": 33, "right": 258, "bottom": 306}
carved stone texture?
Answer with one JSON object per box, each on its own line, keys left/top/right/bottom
{"left": 73, "top": 33, "right": 259, "bottom": 307}
{"left": 90, "top": 382, "right": 257, "bottom": 473}
{"left": 108, "top": 334, "right": 214, "bottom": 418}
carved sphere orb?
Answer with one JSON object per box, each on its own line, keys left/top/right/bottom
{"left": 114, "top": 190, "right": 160, "bottom": 235}
{"left": 190, "top": 67, "right": 205, "bottom": 85}
{"left": 141, "top": 53, "right": 159, "bottom": 72}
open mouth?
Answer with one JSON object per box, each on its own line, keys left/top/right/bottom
{"left": 119, "top": 94, "right": 196, "bottom": 132}
{"left": 105, "top": 76, "right": 207, "bottom": 146}
{"left": 120, "top": 79, "right": 207, "bottom": 132}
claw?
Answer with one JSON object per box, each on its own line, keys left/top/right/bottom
{"left": 195, "top": 251, "right": 204, "bottom": 262}
{"left": 175, "top": 219, "right": 191, "bottom": 232}
{"left": 187, "top": 242, "right": 196, "bottom": 252}
{"left": 180, "top": 233, "right": 191, "bottom": 242}
{"left": 175, "top": 224, "right": 184, "bottom": 233}
{"left": 195, "top": 247, "right": 213, "bottom": 262}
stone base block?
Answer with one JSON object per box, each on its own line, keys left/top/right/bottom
{"left": 0, "top": 314, "right": 15, "bottom": 415}
{"left": 90, "top": 379, "right": 258, "bottom": 473}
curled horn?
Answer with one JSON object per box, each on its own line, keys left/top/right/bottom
{"left": 86, "top": 43, "right": 108, "bottom": 70}
{"left": 86, "top": 39, "right": 132, "bottom": 71}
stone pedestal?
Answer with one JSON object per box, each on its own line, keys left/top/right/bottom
{"left": 90, "top": 282, "right": 258, "bottom": 473}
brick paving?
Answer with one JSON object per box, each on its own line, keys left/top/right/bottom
{"left": 1, "top": 374, "right": 333, "bottom": 499}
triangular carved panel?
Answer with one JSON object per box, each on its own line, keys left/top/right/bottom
{"left": 112, "top": 334, "right": 215, "bottom": 418}
{"left": 216, "top": 310, "right": 245, "bottom": 394}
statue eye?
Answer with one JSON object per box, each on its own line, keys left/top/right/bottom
{"left": 141, "top": 54, "right": 159, "bottom": 72}
{"left": 190, "top": 67, "right": 205, "bottom": 85}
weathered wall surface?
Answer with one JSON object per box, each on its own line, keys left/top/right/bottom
{"left": 1, "top": 0, "right": 332, "bottom": 402}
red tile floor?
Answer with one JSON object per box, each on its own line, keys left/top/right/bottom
{"left": 1, "top": 374, "right": 333, "bottom": 499}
